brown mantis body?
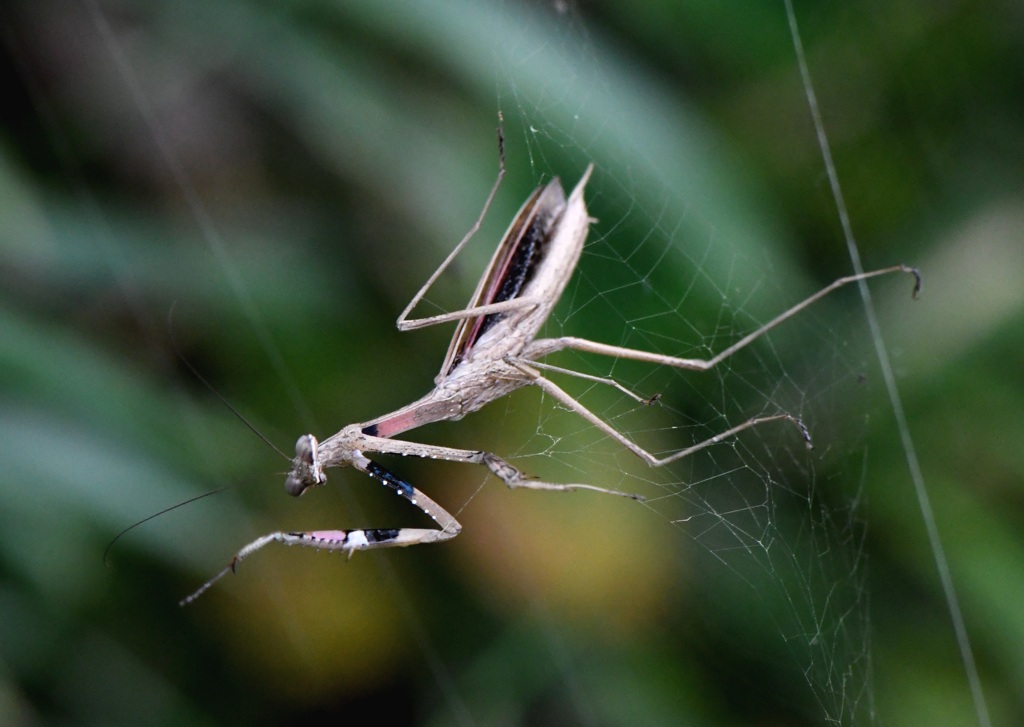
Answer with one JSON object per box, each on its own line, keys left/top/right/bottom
{"left": 181, "top": 148, "right": 919, "bottom": 605}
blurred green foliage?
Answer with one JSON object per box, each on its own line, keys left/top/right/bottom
{"left": 1, "top": 1, "right": 1021, "bottom": 725}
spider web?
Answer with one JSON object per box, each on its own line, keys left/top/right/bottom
{"left": 474, "top": 73, "right": 861, "bottom": 727}
{"left": 431, "top": 7, "right": 880, "bottom": 724}
{"left": 456, "top": 5, "right": 988, "bottom": 727}
{"left": 0, "top": 1, "right": 1003, "bottom": 726}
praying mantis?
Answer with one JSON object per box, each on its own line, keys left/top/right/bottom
{"left": 181, "top": 136, "right": 919, "bottom": 605}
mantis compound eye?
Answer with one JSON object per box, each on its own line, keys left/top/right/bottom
{"left": 284, "top": 473, "right": 308, "bottom": 497}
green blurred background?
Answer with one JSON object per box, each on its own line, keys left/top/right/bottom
{"left": 1, "top": 1, "right": 1021, "bottom": 725}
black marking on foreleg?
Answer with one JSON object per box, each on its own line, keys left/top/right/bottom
{"left": 367, "top": 528, "right": 402, "bottom": 543}
{"left": 363, "top": 459, "right": 416, "bottom": 499}
{"left": 351, "top": 451, "right": 463, "bottom": 538}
